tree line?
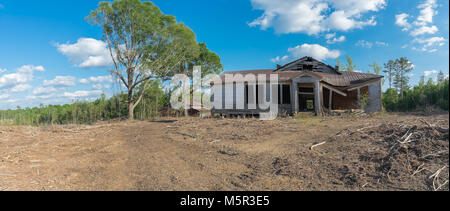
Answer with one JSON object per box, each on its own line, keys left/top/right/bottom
{"left": 337, "top": 56, "right": 449, "bottom": 112}
{"left": 0, "top": 80, "right": 174, "bottom": 126}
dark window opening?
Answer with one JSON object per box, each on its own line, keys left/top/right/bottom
{"left": 299, "top": 95, "right": 315, "bottom": 112}
{"left": 282, "top": 85, "right": 291, "bottom": 104}
{"left": 255, "top": 85, "right": 259, "bottom": 104}
{"left": 299, "top": 87, "right": 314, "bottom": 93}
{"left": 303, "top": 64, "right": 313, "bottom": 70}
{"left": 277, "top": 85, "right": 281, "bottom": 104}
{"left": 244, "top": 84, "right": 249, "bottom": 104}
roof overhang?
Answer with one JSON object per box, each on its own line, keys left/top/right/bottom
{"left": 346, "top": 78, "right": 382, "bottom": 91}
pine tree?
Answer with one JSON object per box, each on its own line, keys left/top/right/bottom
{"left": 383, "top": 60, "right": 396, "bottom": 89}
{"left": 437, "top": 71, "right": 445, "bottom": 84}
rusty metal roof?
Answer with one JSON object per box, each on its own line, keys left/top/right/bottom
{"left": 215, "top": 69, "right": 383, "bottom": 88}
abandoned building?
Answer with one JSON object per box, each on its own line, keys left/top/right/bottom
{"left": 211, "top": 56, "right": 383, "bottom": 116}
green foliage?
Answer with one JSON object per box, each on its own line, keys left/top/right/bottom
{"left": 383, "top": 78, "right": 449, "bottom": 112}
{"left": 335, "top": 58, "right": 345, "bottom": 71}
{"left": 0, "top": 80, "right": 170, "bottom": 125}
{"left": 368, "top": 61, "right": 385, "bottom": 85}
{"left": 345, "top": 56, "right": 356, "bottom": 72}
{"left": 87, "top": 0, "right": 200, "bottom": 119}
{"left": 359, "top": 93, "right": 369, "bottom": 110}
{"left": 393, "top": 57, "right": 414, "bottom": 97}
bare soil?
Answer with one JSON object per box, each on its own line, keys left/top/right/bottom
{"left": 0, "top": 113, "right": 448, "bottom": 191}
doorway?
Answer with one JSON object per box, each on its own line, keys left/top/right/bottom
{"left": 299, "top": 95, "right": 315, "bottom": 112}
{"left": 298, "top": 86, "right": 315, "bottom": 112}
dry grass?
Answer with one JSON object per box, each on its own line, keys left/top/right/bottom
{"left": 0, "top": 113, "right": 448, "bottom": 191}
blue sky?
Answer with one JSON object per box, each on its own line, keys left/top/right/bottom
{"left": 0, "top": 0, "right": 449, "bottom": 109}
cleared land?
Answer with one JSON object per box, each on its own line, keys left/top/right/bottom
{"left": 0, "top": 113, "right": 448, "bottom": 191}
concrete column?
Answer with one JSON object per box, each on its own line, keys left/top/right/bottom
{"left": 293, "top": 82, "right": 298, "bottom": 112}
{"left": 279, "top": 84, "right": 283, "bottom": 105}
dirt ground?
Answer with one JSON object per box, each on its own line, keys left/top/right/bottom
{"left": 0, "top": 113, "right": 448, "bottom": 191}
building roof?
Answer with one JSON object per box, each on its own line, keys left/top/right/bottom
{"left": 214, "top": 57, "right": 383, "bottom": 88}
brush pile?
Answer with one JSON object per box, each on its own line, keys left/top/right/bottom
{"left": 336, "top": 118, "right": 449, "bottom": 191}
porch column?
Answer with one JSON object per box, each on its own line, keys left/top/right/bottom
{"left": 292, "top": 82, "right": 298, "bottom": 113}
{"left": 329, "top": 90, "right": 333, "bottom": 110}
{"left": 357, "top": 88, "right": 361, "bottom": 109}
{"left": 279, "top": 84, "right": 283, "bottom": 105}
{"left": 314, "top": 81, "right": 321, "bottom": 114}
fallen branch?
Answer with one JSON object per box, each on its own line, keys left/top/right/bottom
{"left": 435, "top": 180, "right": 449, "bottom": 191}
{"left": 421, "top": 150, "right": 449, "bottom": 159}
{"left": 412, "top": 163, "right": 425, "bottom": 176}
{"left": 310, "top": 141, "right": 327, "bottom": 150}
{"left": 398, "top": 133, "right": 414, "bottom": 144}
{"left": 429, "top": 166, "right": 447, "bottom": 191}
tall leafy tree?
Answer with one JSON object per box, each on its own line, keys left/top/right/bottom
{"left": 345, "top": 56, "right": 356, "bottom": 72}
{"left": 172, "top": 42, "right": 223, "bottom": 116}
{"left": 419, "top": 75, "right": 425, "bottom": 87}
{"left": 87, "top": 0, "right": 198, "bottom": 120}
{"left": 335, "top": 58, "right": 345, "bottom": 71}
{"left": 369, "top": 62, "right": 382, "bottom": 75}
{"left": 369, "top": 61, "right": 384, "bottom": 85}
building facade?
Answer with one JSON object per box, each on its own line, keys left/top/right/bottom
{"left": 211, "top": 57, "right": 383, "bottom": 116}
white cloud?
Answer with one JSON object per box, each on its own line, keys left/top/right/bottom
{"left": 56, "top": 38, "right": 113, "bottom": 68}
{"left": 375, "top": 41, "right": 389, "bottom": 47}
{"left": 326, "top": 34, "right": 346, "bottom": 44}
{"left": 248, "top": 0, "right": 385, "bottom": 35}
{"left": 356, "top": 40, "right": 373, "bottom": 48}
{"left": 88, "top": 75, "right": 114, "bottom": 83}
{"left": 395, "top": 13, "right": 411, "bottom": 31}
{"left": 0, "top": 94, "right": 9, "bottom": 100}
{"left": 92, "top": 84, "right": 111, "bottom": 89}
{"left": 10, "top": 84, "right": 32, "bottom": 93}
{"left": 43, "top": 76, "right": 76, "bottom": 87}
{"left": 414, "top": 0, "right": 438, "bottom": 26}
{"left": 410, "top": 25, "right": 438, "bottom": 36}
{"left": 17, "top": 65, "right": 45, "bottom": 73}
{"left": 0, "top": 68, "right": 6, "bottom": 73}
{"left": 325, "top": 33, "right": 336, "bottom": 39}
{"left": 26, "top": 94, "right": 57, "bottom": 100}
{"left": 63, "top": 90, "right": 103, "bottom": 99}
{"left": 276, "top": 44, "right": 340, "bottom": 61}
{"left": 32, "top": 86, "right": 58, "bottom": 95}
{"left": 395, "top": 0, "right": 443, "bottom": 52}
{"left": 271, "top": 55, "right": 290, "bottom": 63}
{"left": 0, "top": 65, "right": 43, "bottom": 91}
{"left": 5, "top": 99, "right": 18, "bottom": 104}
{"left": 424, "top": 70, "right": 438, "bottom": 77}
{"left": 79, "top": 78, "right": 90, "bottom": 84}
{"left": 79, "top": 75, "right": 115, "bottom": 89}
{"left": 413, "top": 36, "right": 446, "bottom": 52}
